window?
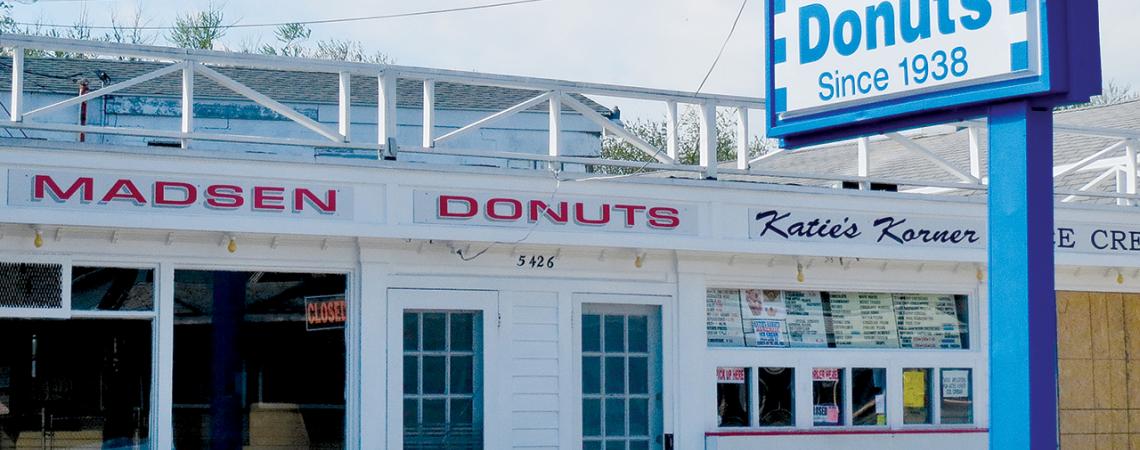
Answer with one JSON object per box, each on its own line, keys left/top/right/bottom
{"left": 706, "top": 287, "right": 979, "bottom": 432}
{"left": 0, "top": 262, "right": 63, "bottom": 310}
{"left": 71, "top": 267, "right": 154, "bottom": 311}
{"left": 852, "top": 368, "right": 886, "bottom": 426}
{"left": 903, "top": 368, "right": 933, "bottom": 424}
{"left": 811, "top": 368, "right": 844, "bottom": 426}
{"left": 403, "top": 311, "right": 483, "bottom": 448}
{"left": 756, "top": 367, "right": 794, "bottom": 427}
{"left": 0, "top": 320, "right": 152, "bottom": 448}
{"left": 171, "top": 271, "right": 347, "bottom": 449}
{"left": 582, "top": 309, "right": 658, "bottom": 450}
{"left": 706, "top": 289, "right": 970, "bottom": 350}
{"left": 716, "top": 368, "right": 750, "bottom": 427}
{"left": 940, "top": 368, "right": 973, "bottom": 424}
{"left": 0, "top": 265, "right": 155, "bottom": 449}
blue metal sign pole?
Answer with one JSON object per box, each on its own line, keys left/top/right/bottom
{"left": 988, "top": 100, "right": 1057, "bottom": 449}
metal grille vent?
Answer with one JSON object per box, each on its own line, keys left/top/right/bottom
{"left": 0, "top": 262, "right": 63, "bottom": 309}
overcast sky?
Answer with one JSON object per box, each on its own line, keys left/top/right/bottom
{"left": 10, "top": 0, "right": 1139, "bottom": 121}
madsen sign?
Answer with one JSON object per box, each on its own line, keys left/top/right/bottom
{"left": 765, "top": 0, "right": 1069, "bottom": 143}
{"left": 7, "top": 170, "right": 352, "bottom": 219}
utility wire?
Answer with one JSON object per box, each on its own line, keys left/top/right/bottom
{"left": 695, "top": 0, "right": 748, "bottom": 94}
{"left": 13, "top": 0, "right": 545, "bottom": 30}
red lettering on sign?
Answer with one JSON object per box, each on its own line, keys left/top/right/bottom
{"left": 154, "top": 181, "right": 197, "bottom": 207}
{"left": 101, "top": 179, "right": 146, "bottom": 204}
{"left": 528, "top": 200, "right": 569, "bottom": 224}
{"left": 205, "top": 185, "right": 244, "bottom": 209}
{"left": 34, "top": 175, "right": 93, "bottom": 202}
{"left": 294, "top": 188, "right": 337, "bottom": 213}
{"left": 253, "top": 186, "right": 286, "bottom": 210}
{"left": 648, "top": 207, "right": 680, "bottom": 229}
{"left": 439, "top": 195, "right": 478, "bottom": 218}
{"left": 486, "top": 198, "right": 523, "bottom": 220}
{"left": 575, "top": 203, "right": 611, "bottom": 225}
{"left": 613, "top": 204, "right": 647, "bottom": 227}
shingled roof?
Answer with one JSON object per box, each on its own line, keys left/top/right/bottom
{"left": 0, "top": 56, "right": 611, "bottom": 114}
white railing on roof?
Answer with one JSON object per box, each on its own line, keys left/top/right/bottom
{"left": 0, "top": 34, "right": 761, "bottom": 179}
{"left": 0, "top": 35, "right": 1138, "bottom": 206}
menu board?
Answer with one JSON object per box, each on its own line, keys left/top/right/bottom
{"left": 707, "top": 289, "right": 745, "bottom": 346}
{"left": 704, "top": 288, "right": 968, "bottom": 351}
{"left": 828, "top": 292, "right": 899, "bottom": 348}
{"left": 893, "top": 294, "right": 964, "bottom": 349}
{"left": 784, "top": 291, "right": 829, "bottom": 347}
{"left": 742, "top": 289, "right": 789, "bottom": 347}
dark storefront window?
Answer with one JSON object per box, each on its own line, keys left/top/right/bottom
{"left": 0, "top": 319, "right": 152, "bottom": 449}
{"left": 715, "top": 368, "right": 750, "bottom": 427}
{"left": 756, "top": 367, "right": 794, "bottom": 427}
{"left": 852, "top": 368, "right": 886, "bottom": 426}
{"left": 811, "top": 368, "right": 844, "bottom": 427}
{"left": 71, "top": 267, "right": 154, "bottom": 311}
{"left": 172, "top": 270, "right": 347, "bottom": 449}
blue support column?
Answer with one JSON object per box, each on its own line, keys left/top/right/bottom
{"left": 988, "top": 100, "right": 1057, "bottom": 449}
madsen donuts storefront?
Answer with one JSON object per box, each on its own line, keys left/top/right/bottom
{"left": 1, "top": 145, "right": 1139, "bottom": 450}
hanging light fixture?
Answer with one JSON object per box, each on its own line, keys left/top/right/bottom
{"left": 796, "top": 262, "right": 805, "bottom": 283}
{"left": 33, "top": 229, "right": 43, "bottom": 248}
{"left": 227, "top": 236, "right": 237, "bottom": 253}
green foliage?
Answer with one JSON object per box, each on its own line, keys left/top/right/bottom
{"left": 599, "top": 106, "right": 774, "bottom": 175}
{"left": 259, "top": 22, "right": 310, "bottom": 57}
{"left": 167, "top": 4, "right": 226, "bottom": 50}
{"left": 256, "top": 23, "right": 394, "bottom": 64}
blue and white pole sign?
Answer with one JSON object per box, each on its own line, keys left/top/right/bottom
{"left": 765, "top": 1, "right": 1102, "bottom": 449}
{"left": 766, "top": 0, "right": 1101, "bottom": 146}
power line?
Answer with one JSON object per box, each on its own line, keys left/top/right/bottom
{"left": 695, "top": 0, "right": 748, "bottom": 94}
{"left": 12, "top": 0, "right": 545, "bottom": 30}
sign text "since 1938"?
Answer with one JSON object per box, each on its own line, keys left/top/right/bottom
{"left": 772, "top": 0, "right": 1032, "bottom": 114}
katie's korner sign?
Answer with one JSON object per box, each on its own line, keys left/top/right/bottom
{"left": 770, "top": 0, "right": 1040, "bottom": 119}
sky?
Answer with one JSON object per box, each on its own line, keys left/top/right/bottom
{"left": 8, "top": 0, "right": 1140, "bottom": 123}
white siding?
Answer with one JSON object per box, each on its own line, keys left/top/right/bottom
{"left": 504, "top": 291, "right": 561, "bottom": 450}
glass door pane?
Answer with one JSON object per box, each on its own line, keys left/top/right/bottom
{"left": 582, "top": 304, "right": 661, "bottom": 450}
{"left": 403, "top": 311, "right": 483, "bottom": 450}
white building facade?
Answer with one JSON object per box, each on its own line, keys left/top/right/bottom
{"left": 0, "top": 36, "right": 1137, "bottom": 450}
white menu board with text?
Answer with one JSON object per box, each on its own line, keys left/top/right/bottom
{"left": 706, "top": 289, "right": 745, "bottom": 346}
{"left": 828, "top": 292, "right": 899, "bottom": 348}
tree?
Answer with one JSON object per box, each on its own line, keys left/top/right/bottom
{"left": 104, "top": 5, "right": 157, "bottom": 46}
{"left": 1057, "top": 80, "right": 1138, "bottom": 110}
{"left": 167, "top": 4, "right": 226, "bottom": 50}
{"left": 256, "top": 23, "right": 394, "bottom": 64}
{"left": 598, "top": 106, "right": 773, "bottom": 174}
{"left": 258, "top": 22, "right": 309, "bottom": 57}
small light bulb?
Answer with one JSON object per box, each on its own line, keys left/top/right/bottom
{"left": 634, "top": 254, "right": 644, "bottom": 268}
{"left": 796, "top": 263, "right": 805, "bottom": 283}
{"left": 1118, "top": 272, "right": 1125, "bottom": 285}
{"left": 227, "top": 238, "right": 237, "bottom": 253}
{"left": 33, "top": 230, "right": 43, "bottom": 248}
{"left": 976, "top": 267, "right": 984, "bottom": 282}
